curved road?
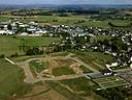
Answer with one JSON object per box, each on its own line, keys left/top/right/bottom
{"left": 7, "top": 54, "right": 97, "bottom": 84}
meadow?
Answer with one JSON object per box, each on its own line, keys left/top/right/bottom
{"left": 0, "top": 36, "right": 60, "bottom": 56}
{"left": 0, "top": 59, "right": 31, "bottom": 100}
{"left": 74, "top": 51, "right": 115, "bottom": 70}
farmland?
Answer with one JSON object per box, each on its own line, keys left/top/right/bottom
{"left": 93, "top": 76, "right": 128, "bottom": 90}
{"left": 0, "top": 15, "right": 131, "bottom": 28}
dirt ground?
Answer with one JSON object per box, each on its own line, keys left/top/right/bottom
{"left": 37, "top": 56, "right": 83, "bottom": 76}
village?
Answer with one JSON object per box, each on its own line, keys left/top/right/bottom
{"left": 0, "top": 20, "right": 132, "bottom": 70}
{"left": 0, "top": 20, "right": 132, "bottom": 99}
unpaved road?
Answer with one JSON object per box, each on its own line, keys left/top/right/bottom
{"left": 65, "top": 56, "right": 99, "bottom": 72}
{"left": 12, "top": 53, "right": 97, "bottom": 84}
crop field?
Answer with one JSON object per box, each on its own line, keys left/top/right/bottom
{"left": 0, "top": 36, "right": 60, "bottom": 56}
{"left": 93, "top": 76, "right": 128, "bottom": 90}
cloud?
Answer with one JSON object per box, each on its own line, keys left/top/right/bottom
{"left": 0, "top": 0, "right": 132, "bottom": 4}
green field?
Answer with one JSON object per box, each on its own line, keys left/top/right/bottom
{"left": 47, "top": 78, "right": 103, "bottom": 100}
{"left": 60, "top": 77, "right": 102, "bottom": 99}
{"left": 0, "top": 59, "right": 31, "bottom": 100}
{"left": 74, "top": 51, "right": 114, "bottom": 70}
{"left": 52, "top": 66, "right": 75, "bottom": 76}
{"left": 79, "top": 65, "right": 92, "bottom": 73}
{"left": 61, "top": 77, "right": 96, "bottom": 93}
{"left": 29, "top": 60, "right": 48, "bottom": 73}
{"left": 0, "top": 36, "right": 60, "bottom": 56}
{"left": 0, "top": 15, "right": 131, "bottom": 28}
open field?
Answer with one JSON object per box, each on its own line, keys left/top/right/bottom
{"left": 59, "top": 77, "right": 103, "bottom": 100}
{"left": 52, "top": 66, "right": 75, "bottom": 76}
{"left": 16, "top": 82, "right": 68, "bottom": 100}
{"left": 0, "top": 59, "right": 31, "bottom": 100}
{"left": 0, "top": 36, "right": 60, "bottom": 56}
{"left": 47, "top": 80, "right": 103, "bottom": 100}
{"left": 74, "top": 51, "right": 114, "bottom": 70}
{"left": 1, "top": 53, "right": 127, "bottom": 100}
{"left": 60, "top": 77, "right": 97, "bottom": 93}
{"left": 29, "top": 60, "right": 48, "bottom": 73}
{"left": 12, "top": 54, "right": 103, "bottom": 100}
{"left": 93, "top": 76, "right": 128, "bottom": 90}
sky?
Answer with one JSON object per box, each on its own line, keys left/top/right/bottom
{"left": 0, "top": 0, "right": 132, "bottom": 5}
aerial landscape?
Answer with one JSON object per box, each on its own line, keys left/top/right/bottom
{"left": 0, "top": 0, "right": 132, "bottom": 100}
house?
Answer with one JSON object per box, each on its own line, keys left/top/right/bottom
{"left": 111, "top": 62, "right": 119, "bottom": 67}
{"left": 0, "top": 30, "right": 14, "bottom": 35}
{"left": 19, "top": 32, "right": 28, "bottom": 36}
{"left": 101, "top": 69, "right": 113, "bottom": 76}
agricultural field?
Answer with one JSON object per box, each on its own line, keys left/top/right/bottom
{"left": 0, "top": 36, "right": 60, "bottom": 56}
{"left": 0, "top": 59, "right": 31, "bottom": 100}
{"left": 0, "top": 15, "right": 131, "bottom": 28}
{"left": 93, "top": 76, "right": 128, "bottom": 90}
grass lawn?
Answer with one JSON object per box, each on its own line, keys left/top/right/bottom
{"left": 0, "top": 36, "right": 60, "bottom": 56}
{"left": 29, "top": 60, "right": 48, "bottom": 73}
{"left": 0, "top": 59, "right": 31, "bottom": 100}
{"left": 52, "top": 66, "right": 75, "bottom": 76}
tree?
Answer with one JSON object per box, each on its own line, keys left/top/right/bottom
{"left": 0, "top": 54, "right": 5, "bottom": 58}
{"left": 7, "top": 24, "right": 12, "bottom": 30}
{"left": 26, "top": 47, "right": 43, "bottom": 55}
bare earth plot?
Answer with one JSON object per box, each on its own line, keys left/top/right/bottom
{"left": 14, "top": 53, "right": 97, "bottom": 84}
{"left": 6, "top": 53, "right": 105, "bottom": 100}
